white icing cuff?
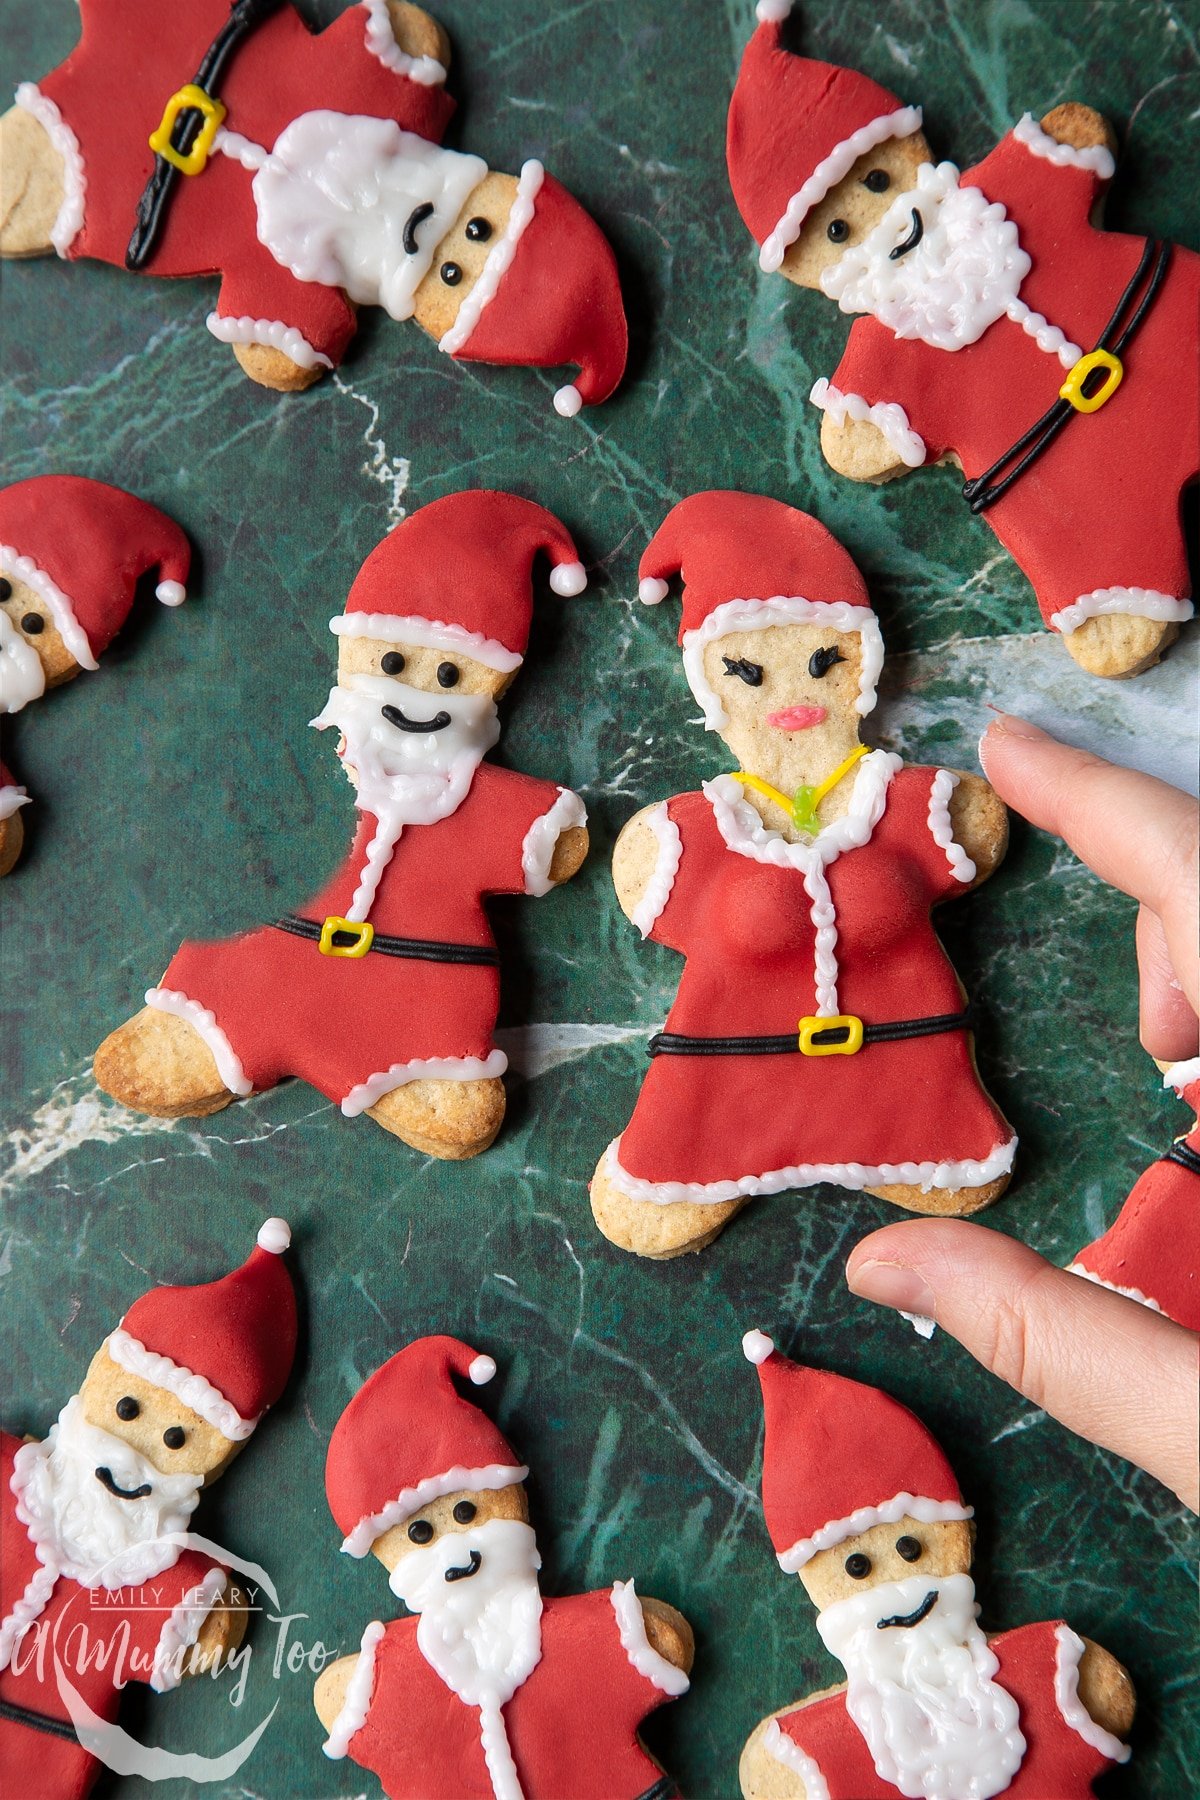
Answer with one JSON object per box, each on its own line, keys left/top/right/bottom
{"left": 439, "top": 160, "right": 544, "bottom": 356}
{"left": 14, "top": 83, "right": 86, "bottom": 256}
{"left": 0, "top": 544, "right": 98, "bottom": 671}
{"left": 341, "top": 1463, "right": 528, "bottom": 1557}
{"left": 1163, "top": 1056, "right": 1200, "bottom": 1095}
{"left": 323, "top": 1619, "right": 385, "bottom": 1757}
{"left": 760, "top": 106, "right": 923, "bottom": 272}
{"left": 360, "top": 0, "right": 447, "bottom": 85}
{"left": 778, "top": 1491, "right": 974, "bottom": 1574}
{"left": 156, "top": 580, "right": 187, "bottom": 607}
{"left": 522, "top": 788, "right": 587, "bottom": 896}
{"left": 1066, "top": 1262, "right": 1164, "bottom": 1313}
{"left": 1013, "top": 113, "right": 1115, "bottom": 179}
{"left": 683, "top": 595, "right": 886, "bottom": 728}
{"left": 742, "top": 1328, "right": 775, "bottom": 1365}
{"left": 927, "top": 770, "right": 976, "bottom": 882}
{"left": 810, "top": 378, "right": 927, "bottom": 468}
{"left": 0, "top": 784, "right": 29, "bottom": 821}
{"left": 330, "top": 612, "right": 523, "bottom": 673}
{"left": 549, "top": 560, "right": 587, "bottom": 597}
{"left": 1054, "top": 1625, "right": 1131, "bottom": 1763}
{"left": 257, "top": 1216, "right": 291, "bottom": 1254}
{"left": 630, "top": 802, "right": 682, "bottom": 938}
{"left": 341, "top": 1049, "right": 508, "bottom": 1117}
{"left": 764, "top": 1719, "right": 831, "bottom": 1800}
{"left": 151, "top": 1566, "right": 226, "bottom": 1693}
{"left": 1049, "top": 586, "right": 1194, "bottom": 635}
{"left": 108, "top": 1327, "right": 259, "bottom": 1442}
{"left": 610, "top": 1580, "right": 690, "bottom": 1696}
{"left": 145, "top": 985, "right": 253, "bottom": 1097}
{"left": 205, "top": 312, "right": 334, "bottom": 371}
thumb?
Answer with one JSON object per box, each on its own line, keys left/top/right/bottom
{"left": 846, "top": 1220, "right": 1199, "bottom": 1509}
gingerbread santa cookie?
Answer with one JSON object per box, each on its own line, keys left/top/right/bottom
{"left": 727, "top": 2, "right": 1199, "bottom": 678}
{"left": 1067, "top": 1056, "right": 1200, "bottom": 1331}
{"left": 95, "top": 491, "right": 589, "bottom": 1159}
{"left": 0, "top": 1, "right": 627, "bottom": 411}
{"left": 315, "top": 1334, "right": 692, "bottom": 1800}
{"left": 0, "top": 474, "right": 191, "bottom": 877}
{"left": 738, "top": 1331, "right": 1136, "bottom": 1800}
{"left": 590, "top": 492, "right": 1015, "bottom": 1260}
{"left": 0, "top": 1219, "right": 296, "bottom": 1799}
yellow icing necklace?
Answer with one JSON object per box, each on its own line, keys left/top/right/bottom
{"left": 732, "top": 744, "right": 868, "bottom": 837}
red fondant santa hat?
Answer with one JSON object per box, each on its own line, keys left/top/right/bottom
{"left": 333, "top": 489, "right": 586, "bottom": 671}
{"left": 106, "top": 1219, "right": 296, "bottom": 1443}
{"left": 436, "top": 162, "right": 628, "bottom": 417}
{"left": 328, "top": 1335, "right": 527, "bottom": 1558}
{"left": 0, "top": 476, "right": 190, "bottom": 672}
{"left": 743, "top": 1330, "right": 971, "bottom": 1573}
{"left": 639, "top": 491, "right": 884, "bottom": 729}
{"left": 727, "top": 3, "right": 923, "bottom": 272}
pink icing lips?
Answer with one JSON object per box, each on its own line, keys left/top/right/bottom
{"left": 766, "top": 705, "right": 827, "bottom": 730}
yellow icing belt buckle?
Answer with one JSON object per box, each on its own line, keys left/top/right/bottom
{"left": 319, "top": 915, "right": 374, "bottom": 959}
{"left": 1059, "top": 348, "right": 1123, "bottom": 414}
{"left": 148, "top": 84, "right": 227, "bottom": 176}
{"left": 798, "top": 1014, "right": 864, "bottom": 1056}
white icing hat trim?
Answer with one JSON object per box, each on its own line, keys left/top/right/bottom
{"left": 610, "top": 1580, "right": 690, "bottom": 1696}
{"left": 553, "top": 384, "right": 583, "bottom": 419}
{"left": 1050, "top": 586, "right": 1193, "bottom": 636}
{"left": 522, "top": 788, "right": 587, "bottom": 896}
{"left": 1066, "top": 1263, "right": 1164, "bottom": 1313}
{"left": 809, "top": 378, "right": 927, "bottom": 468}
{"left": 340, "top": 1049, "right": 508, "bottom": 1117}
{"left": 0, "top": 783, "right": 29, "bottom": 821}
{"left": 340, "top": 1462, "right": 529, "bottom": 1557}
{"left": 323, "top": 1618, "right": 385, "bottom": 1757}
{"left": 631, "top": 802, "right": 682, "bottom": 939}
{"left": 764, "top": 1719, "right": 831, "bottom": 1800}
{"left": 14, "top": 84, "right": 86, "bottom": 256}
{"left": 1163, "top": 1056, "right": 1200, "bottom": 1094}
{"left": 145, "top": 986, "right": 253, "bottom": 1097}
{"left": 156, "top": 579, "right": 187, "bottom": 607}
{"left": 151, "top": 1566, "right": 226, "bottom": 1693}
{"left": 927, "top": 770, "right": 976, "bottom": 883}
{"left": 205, "top": 312, "right": 334, "bottom": 371}
{"left": 439, "top": 160, "right": 545, "bottom": 358}
{"left": 549, "top": 560, "right": 587, "bottom": 597}
{"left": 1012, "top": 112, "right": 1115, "bottom": 179}
{"left": 108, "top": 1328, "right": 259, "bottom": 1442}
{"left": 742, "top": 1328, "right": 775, "bottom": 1365}
{"left": 331, "top": 612, "right": 524, "bottom": 673}
{"left": 257, "top": 1217, "right": 291, "bottom": 1254}
{"left": 0, "top": 545, "right": 98, "bottom": 671}
{"left": 359, "top": 0, "right": 447, "bottom": 85}
{"left": 682, "top": 595, "right": 885, "bottom": 729}
{"left": 1054, "top": 1625, "right": 1131, "bottom": 1762}
{"left": 760, "top": 105, "right": 924, "bottom": 273}
{"left": 776, "top": 1491, "right": 974, "bottom": 1573}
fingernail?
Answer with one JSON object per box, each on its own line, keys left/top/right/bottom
{"left": 979, "top": 712, "right": 1046, "bottom": 775}
{"left": 847, "top": 1258, "right": 936, "bottom": 1319}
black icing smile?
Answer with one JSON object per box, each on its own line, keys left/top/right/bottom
{"left": 95, "top": 1466, "right": 153, "bottom": 1501}
{"left": 444, "top": 1550, "right": 483, "bottom": 1583}
{"left": 877, "top": 1589, "right": 938, "bottom": 1630}
{"left": 381, "top": 704, "right": 452, "bottom": 733}
{"left": 889, "top": 208, "right": 924, "bottom": 260}
{"left": 403, "top": 201, "right": 435, "bottom": 256}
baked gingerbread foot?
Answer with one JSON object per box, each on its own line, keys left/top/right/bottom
{"left": 0, "top": 100, "right": 65, "bottom": 255}
{"left": 1062, "top": 614, "right": 1179, "bottom": 679}
{"left": 368, "top": 1075, "right": 506, "bottom": 1160}
{"left": 590, "top": 1150, "right": 746, "bottom": 1258}
{"left": 94, "top": 1006, "right": 236, "bottom": 1119}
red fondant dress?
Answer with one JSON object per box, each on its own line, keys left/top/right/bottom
{"left": 769, "top": 1620, "right": 1129, "bottom": 1799}
{"left": 605, "top": 757, "right": 1014, "bottom": 1203}
{"left": 819, "top": 127, "right": 1200, "bottom": 633}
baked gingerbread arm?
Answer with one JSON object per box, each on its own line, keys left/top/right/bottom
{"left": 639, "top": 1596, "right": 695, "bottom": 1674}
{"left": 818, "top": 409, "right": 913, "bottom": 485}
{"left": 611, "top": 804, "right": 666, "bottom": 924}
{"left": 185, "top": 1578, "right": 248, "bottom": 1676}
{"left": 313, "top": 1652, "right": 359, "bottom": 1730}
{"left": 946, "top": 771, "right": 1009, "bottom": 889}
{"left": 548, "top": 823, "right": 589, "bottom": 883}
{"left": 385, "top": 3, "right": 452, "bottom": 72}
{"left": 1077, "top": 1637, "right": 1136, "bottom": 1741}
{"left": 1039, "top": 103, "right": 1118, "bottom": 159}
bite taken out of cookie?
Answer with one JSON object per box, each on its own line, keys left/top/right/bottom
{"left": 0, "top": 2, "right": 627, "bottom": 414}
{"left": 590, "top": 492, "right": 1015, "bottom": 1261}
{"left": 94, "top": 491, "right": 589, "bottom": 1161}
{"left": 727, "top": 2, "right": 1198, "bottom": 678}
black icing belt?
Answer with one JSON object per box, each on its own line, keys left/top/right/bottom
{"left": 961, "top": 238, "right": 1172, "bottom": 515}
{"left": 0, "top": 1696, "right": 78, "bottom": 1743}
{"left": 1164, "top": 1139, "right": 1200, "bottom": 1178}
{"left": 634, "top": 1781, "right": 680, "bottom": 1800}
{"left": 646, "top": 1008, "right": 973, "bottom": 1057}
{"left": 126, "top": 0, "right": 285, "bottom": 271}
{"left": 271, "top": 915, "right": 500, "bottom": 967}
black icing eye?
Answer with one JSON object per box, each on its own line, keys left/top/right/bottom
{"left": 436, "top": 661, "right": 460, "bottom": 689}
{"left": 408, "top": 1519, "right": 435, "bottom": 1545}
{"left": 827, "top": 218, "right": 850, "bottom": 244}
{"left": 440, "top": 261, "right": 463, "bottom": 286}
{"left": 845, "top": 1552, "right": 872, "bottom": 1579}
{"left": 115, "top": 1396, "right": 140, "bottom": 1422}
{"left": 721, "top": 656, "right": 763, "bottom": 687}
{"left": 808, "top": 646, "right": 845, "bottom": 679}
{"left": 0, "top": 578, "right": 12, "bottom": 601}
{"left": 863, "top": 169, "right": 891, "bottom": 194}
{"left": 21, "top": 613, "right": 45, "bottom": 635}
{"left": 465, "top": 217, "right": 493, "bottom": 243}
{"left": 162, "top": 1426, "right": 186, "bottom": 1450}
{"left": 452, "top": 1500, "right": 477, "bottom": 1524}
{"left": 896, "top": 1535, "right": 923, "bottom": 1563}
{"left": 381, "top": 652, "right": 405, "bottom": 675}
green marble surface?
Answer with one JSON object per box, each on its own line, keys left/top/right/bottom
{"left": 1, "top": 1, "right": 1197, "bottom": 1795}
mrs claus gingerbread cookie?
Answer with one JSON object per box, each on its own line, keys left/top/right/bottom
{"left": 95, "top": 491, "right": 589, "bottom": 1159}
{"left": 727, "top": 3, "right": 1200, "bottom": 678}
{"left": 591, "top": 492, "right": 1015, "bottom": 1260}
{"left": 0, "top": 1, "right": 627, "bottom": 411}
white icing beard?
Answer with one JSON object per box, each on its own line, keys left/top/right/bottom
{"left": 0, "top": 607, "right": 47, "bottom": 715}
{"left": 389, "top": 1518, "right": 544, "bottom": 1709}
{"left": 820, "top": 161, "right": 1030, "bottom": 350}
{"left": 251, "top": 112, "right": 487, "bottom": 320}
{"left": 12, "top": 1396, "right": 201, "bottom": 1589}
{"left": 312, "top": 672, "right": 498, "bottom": 827}
{"left": 817, "top": 1572, "right": 1026, "bottom": 1800}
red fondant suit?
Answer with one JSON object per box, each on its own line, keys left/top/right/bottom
{"left": 337, "top": 1589, "right": 681, "bottom": 1800}
{"left": 157, "top": 764, "right": 574, "bottom": 1111}
{"left": 772, "top": 1620, "right": 1127, "bottom": 1799}
{"left": 32, "top": 0, "right": 455, "bottom": 367}
{"left": 0, "top": 1433, "right": 226, "bottom": 1800}
{"left": 823, "top": 128, "right": 1200, "bottom": 631}
{"left": 611, "top": 760, "right": 1014, "bottom": 1199}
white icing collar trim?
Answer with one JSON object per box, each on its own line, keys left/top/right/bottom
{"left": 705, "top": 751, "right": 901, "bottom": 871}
{"left": 631, "top": 802, "right": 683, "bottom": 938}
{"left": 1012, "top": 113, "right": 1115, "bottom": 179}
{"left": 760, "top": 106, "right": 924, "bottom": 273}
{"left": 809, "top": 378, "right": 926, "bottom": 468}
{"left": 1049, "top": 586, "right": 1193, "bottom": 636}
{"left": 360, "top": 0, "right": 447, "bottom": 85}
{"left": 1066, "top": 1263, "right": 1164, "bottom": 1313}
{"left": 151, "top": 1566, "right": 226, "bottom": 1692}
{"left": 522, "top": 788, "right": 586, "bottom": 895}
{"left": 1163, "top": 1056, "right": 1200, "bottom": 1095}
{"left": 331, "top": 612, "right": 524, "bottom": 673}
{"left": 144, "top": 986, "right": 253, "bottom": 1097}
{"left": 683, "top": 595, "right": 885, "bottom": 728}
{"left": 108, "top": 1328, "right": 259, "bottom": 1442}
{"left": 14, "top": 84, "right": 86, "bottom": 256}
{"left": 340, "top": 1049, "right": 508, "bottom": 1118}
{"left": 1053, "top": 1624, "right": 1131, "bottom": 1762}
{"left": 439, "top": 160, "right": 544, "bottom": 357}
{"left": 0, "top": 544, "right": 98, "bottom": 671}
{"left": 341, "top": 1463, "right": 528, "bottom": 1556}
{"left": 205, "top": 312, "right": 334, "bottom": 370}
{"left": 610, "top": 1580, "right": 690, "bottom": 1696}
{"left": 777, "top": 1491, "right": 973, "bottom": 1573}
{"left": 764, "top": 1719, "right": 831, "bottom": 1800}
{"left": 323, "top": 1619, "right": 385, "bottom": 1757}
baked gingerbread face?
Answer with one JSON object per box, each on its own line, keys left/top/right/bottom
{"left": 337, "top": 634, "right": 512, "bottom": 701}
{"left": 780, "top": 133, "right": 932, "bottom": 289}
{"left": 0, "top": 573, "right": 79, "bottom": 689}
{"left": 79, "top": 1344, "right": 236, "bottom": 1483}
{"left": 798, "top": 1514, "right": 975, "bottom": 1613}
{"left": 412, "top": 171, "right": 519, "bottom": 344}
{"left": 372, "top": 1483, "right": 531, "bottom": 1573}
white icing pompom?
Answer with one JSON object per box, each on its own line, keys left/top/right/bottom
{"left": 155, "top": 579, "right": 187, "bottom": 607}
{"left": 550, "top": 560, "right": 587, "bottom": 597}
{"left": 757, "top": 0, "right": 793, "bottom": 20}
{"left": 257, "top": 1217, "right": 291, "bottom": 1254}
{"left": 553, "top": 383, "right": 583, "bottom": 418}
{"left": 469, "top": 1354, "right": 496, "bottom": 1385}
{"left": 638, "top": 577, "right": 670, "bottom": 605}
{"left": 742, "top": 1328, "right": 775, "bottom": 1365}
